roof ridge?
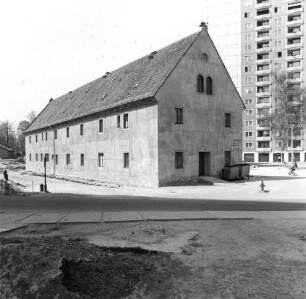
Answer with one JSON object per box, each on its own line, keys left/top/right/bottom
{"left": 26, "top": 31, "right": 200, "bottom": 133}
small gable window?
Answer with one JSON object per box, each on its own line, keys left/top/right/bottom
{"left": 206, "top": 77, "right": 213, "bottom": 95}
{"left": 197, "top": 75, "right": 204, "bottom": 93}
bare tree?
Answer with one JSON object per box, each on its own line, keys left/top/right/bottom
{"left": 269, "top": 72, "right": 305, "bottom": 163}
{"left": 16, "top": 120, "right": 30, "bottom": 155}
{"left": 26, "top": 111, "right": 37, "bottom": 124}
{"left": 0, "top": 121, "right": 16, "bottom": 149}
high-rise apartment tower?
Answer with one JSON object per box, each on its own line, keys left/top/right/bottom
{"left": 206, "top": 0, "right": 306, "bottom": 163}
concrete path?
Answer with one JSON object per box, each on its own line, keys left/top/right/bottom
{"left": 1, "top": 210, "right": 305, "bottom": 233}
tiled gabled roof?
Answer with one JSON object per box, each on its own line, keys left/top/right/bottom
{"left": 26, "top": 31, "right": 200, "bottom": 133}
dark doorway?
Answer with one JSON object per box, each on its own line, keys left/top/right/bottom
{"left": 199, "top": 152, "right": 211, "bottom": 176}
{"left": 258, "top": 153, "right": 269, "bottom": 162}
{"left": 273, "top": 153, "right": 284, "bottom": 162}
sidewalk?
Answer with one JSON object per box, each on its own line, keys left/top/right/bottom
{"left": 4, "top": 166, "right": 306, "bottom": 202}
{"left": 1, "top": 210, "right": 306, "bottom": 233}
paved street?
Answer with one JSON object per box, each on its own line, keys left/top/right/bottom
{"left": 1, "top": 192, "right": 306, "bottom": 213}
{"left": 0, "top": 165, "right": 305, "bottom": 234}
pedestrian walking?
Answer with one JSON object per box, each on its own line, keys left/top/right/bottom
{"left": 3, "top": 170, "right": 8, "bottom": 181}
{"left": 294, "top": 159, "right": 298, "bottom": 169}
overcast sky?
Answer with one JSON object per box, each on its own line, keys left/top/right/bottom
{"left": 0, "top": 0, "right": 209, "bottom": 127}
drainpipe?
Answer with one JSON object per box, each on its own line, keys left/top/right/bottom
{"left": 53, "top": 127, "right": 56, "bottom": 175}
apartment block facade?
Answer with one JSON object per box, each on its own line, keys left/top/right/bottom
{"left": 206, "top": 0, "right": 306, "bottom": 163}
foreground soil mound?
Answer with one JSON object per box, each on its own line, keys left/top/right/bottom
{"left": 0, "top": 236, "right": 186, "bottom": 298}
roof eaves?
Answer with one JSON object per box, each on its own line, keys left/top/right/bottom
{"left": 25, "top": 95, "right": 157, "bottom": 134}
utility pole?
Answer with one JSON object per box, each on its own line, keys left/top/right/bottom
{"left": 44, "top": 156, "right": 47, "bottom": 192}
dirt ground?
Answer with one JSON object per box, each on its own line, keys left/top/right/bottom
{"left": 1, "top": 219, "right": 306, "bottom": 299}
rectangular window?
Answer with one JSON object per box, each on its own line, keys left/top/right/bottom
{"left": 257, "top": 97, "right": 270, "bottom": 104}
{"left": 29, "top": 154, "right": 32, "bottom": 161}
{"left": 274, "top": 29, "right": 282, "bottom": 35}
{"left": 66, "top": 127, "right": 69, "bottom": 138}
{"left": 288, "top": 4, "right": 302, "bottom": 10}
{"left": 29, "top": 136, "right": 31, "bottom": 143}
{"left": 175, "top": 108, "right": 183, "bottom": 124}
{"left": 257, "top": 75, "right": 269, "bottom": 82}
{"left": 36, "top": 135, "right": 38, "bottom": 142}
{"left": 277, "top": 52, "right": 282, "bottom": 58}
{"left": 275, "top": 40, "right": 282, "bottom": 47}
{"left": 275, "top": 17, "right": 282, "bottom": 25}
{"left": 54, "top": 130, "right": 57, "bottom": 139}
{"left": 36, "top": 153, "right": 38, "bottom": 161}
{"left": 257, "top": 31, "right": 269, "bottom": 38}
{"left": 66, "top": 154, "right": 71, "bottom": 165}
{"left": 245, "top": 66, "right": 252, "bottom": 73}
{"left": 245, "top": 23, "right": 252, "bottom": 29}
{"left": 123, "top": 152, "right": 129, "bottom": 168}
{"left": 257, "top": 42, "right": 269, "bottom": 49}
{"left": 245, "top": 33, "right": 252, "bottom": 40}
{"left": 246, "top": 109, "right": 253, "bottom": 115}
{"left": 45, "top": 132, "right": 48, "bottom": 141}
{"left": 274, "top": 62, "right": 282, "bottom": 69}
{"left": 244, "top": 153, "right": 254, "bottom": 162}
{"left": 258, "top": 141, "right": 270, "bottom": 148}
{"left": 257, "top": 130, "right": 270, "bottom": 137}
{"left": 257, "top": 8, "right": 269, "bottom": 16}
{"left": 246, "top": 131, "right": 253, "bottom": 137}
{"left": 41, "top": 153, "right": 43, "bottom": 161}
{"left": 117, "top": 115, "right": 121, "bottom": 128}
{"left": 288, "top": 60, "right": 300, "bottom": 68}
{"left": 175, "top": 152, "right": 184, "bottom": 169}
{"left": 55, "top": 155, "right": 58, "bottom": 165}
{"left": 245, "top": 87, "right": 253, "bottom": 94}
{"left": 257, "top": 64, "right": 269, "bottom": 71}
{"left": 288, "top": 72, "right": 300, "bottom": 79}
{"left": 245, "top": 77, "right": 253, "bottom": 83}
{"left": 257, "top": 86, "right": 269, "bottom": 93}
{"left": 246, "top": 120, "right": 253, "bottom": 126}
{"left": 225, "top": 113, "right": 231, "bottom": 127}
{"left": 257, "top": 119, "right": 270, "bottom": 127}
{"left": 288, "top": 26, "right": 300, "bottom": 34}
{"left": 257, "top": 53, "right": 269, "bottom": 60}
{"left": 244, "top": 55, "right": 252, "bottom": 62}
{"left": 245, "top": 99, "right": 253, "bottom": 105}
{"left": 224, "top": 151, "right": 231, "bottom": 166}
{"left": 80, "top": 124, "right": 84, "bottom": 136}
{"left": 42, "top": 132, "right": 44, "bottom": 141}
{"left": 288, "top": 49, "right": 301, "bottom": 57}
{"left": 244, "top": 44, "right": 252, "bottom": 50}
{"left": 245, "top": 142, "right": 253, "bottom": 148}
{"left": 99, "top": 119, "right": 103, "bottom": 133}
{"left": 288, "top": 14, "right": 301, "bottom": 22}
{"left": 45, "top": 153, "right": 49, "bottom": 162}
{"left": 80, "top": 154, "right": 84, "bottom": 166}
{"left": 257, "top": 20, "right": 269, "bottom": 27}
{"left": 123, "top": 114, "right": 129, "bottom": 129}
{"left": 98, "top": 153, "right": 104, "bottom": 167}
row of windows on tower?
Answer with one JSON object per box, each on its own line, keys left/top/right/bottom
{"left": 197, "top": 75, "right": 213, "bottom": 94}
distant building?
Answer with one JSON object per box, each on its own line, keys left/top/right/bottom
{"left": 25, "top": 25, "right": 244, "bottom": 187}
{"left": 0, "top": 144, "right": 14, "bottom": 159}
{"left": 206, "top": 0, "right": 306, "bottom": 163}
